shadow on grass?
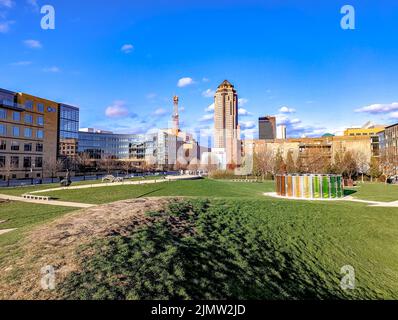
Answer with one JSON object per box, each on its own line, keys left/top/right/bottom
{"left": 60, "top": 199, "right": 352, "bottom": 300}
{"left": 344, "top": 189, "right": 357, "bottom": 196}
{"left": 136, "top": 188, "right": 164, "bottom": 198}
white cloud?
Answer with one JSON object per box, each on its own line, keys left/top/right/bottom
{"left": 240, "top": 120, "right": 256, "bottom": 130}
{"left": 202, "top": 77, "right": 210, "bottom": 82}
{"left": 238, "top": 108, "right": 252, "bottom": 116}
{"left": 23, "top": 39, "right": 42, "bottom": 48}
{"left": 0, "top": 20, "right": 13, "bottom": 33}
{"left": 355, "top": 102, "right": 398, "bottom": 114}
{"left": 43, "top": 66, "right": 60, "bottom": 73}
{"left": 26, "top": 0, "right": 39, "bottom": 11}
{"left": 202, "top": 88, "right": 215, "bottom": 98}
{"left": 279, "top": 106, "right": 296, "bottom": 114}
{"left": 177, "top": 77, "right": 194, "bottom": 88}
{"left": 105, "top": 101, "right": 129, "bottom": 118}
{"left": 205, "top": 103, "right": 214, "bottom": 112}
{"left": 121, "top": 44, "right": 134, "bottom": 54}
{"left": 10, "top": 61, "right": 32, "bottom": 66}
{"left": 0, "top": 0, "right": 13, "bottom": 8}
{"left": 238, "top": 98, "right": 248, "bottom": 106}
{"left": 199, "top": 114, "right": 213, "bottom": 122}
{"left": 152, "top": 108, "right": 167, "bottom": 116}
{"left": 389, "top": 112, "right": 398, "bottom": 119}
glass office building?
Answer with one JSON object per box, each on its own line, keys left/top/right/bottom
{"left": 59, "top": 104, "right": 79, "bottom": 139}
{"left": 78, "top": 130, "right": 148, "bottom": 160}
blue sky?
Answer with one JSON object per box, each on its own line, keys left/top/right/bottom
{"left": 1, "top": 0, "right": 398, "bottom": 141}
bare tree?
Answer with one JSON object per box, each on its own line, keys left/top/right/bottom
{"left": 99, "top": 156, "right": 116, "bottom": 174}
{"left": 304, "top": 147, "right": 331, "bottom": 174}
{"left": 285, "top": 150, "right": 296, "bottom": 173}
{"left": 341, "top": 151, "right": 357, "bottom": 180}
{"left": 0, "top": 157, "right": 12, "bottom": 187}
{"left": 253, "top": 148, "right": 275, "bottom": 180}
{"left": 354, "top": 150, "right": 370, "bottom": 183}
{"left": 120, "top": 160, "right": 133, "bottom": 176}
{"left": 76, "top": 152, "right": 93, "bottom": 173}
{"left": 44, "top": 158, "right": 64, "bottom": 182}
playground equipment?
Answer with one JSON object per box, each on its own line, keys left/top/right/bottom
{"left": 275, "top": 174, "right": 344, "bottom": 199}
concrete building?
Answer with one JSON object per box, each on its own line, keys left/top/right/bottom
{"left": 383, "top": 122, "right": 398, "bottom": 158}
{"left": 244, "top": 135, "right": 374, "bottom": 172}
{"left": 213, "top": 80, "right": 240, "bottom": 167}
{"left": 344, "top": 121, "right": 385, "bottom": 157}
{"left": 78, "top": 128, "right": 206, "bottom": 171}
{"left": 276, "top": 124, "right": 287, "bottom": 140}
{"left": 259, "top": 116, "right": 276, "bottom": 140}
{"left": 1, "top": 88, "right": 78, "bottom": 180}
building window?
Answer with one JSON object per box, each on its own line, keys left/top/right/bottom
{"left": 35, "top": 157, "right": 43, "bottom": 168}
{"left": 36, "top": 143, "right": 43, "bottom": 152}
{"left": 11, "top": 156, "right": 19, "bottom": 169}
{"left": 24, "top": 128, "right": 32, "bottom": 138}
{"left": 25, "top": 100, "right": 33, "bottom": 110}
{"left": 13, "top": 112, "right": 21, "bottom": 121}
{"left": 23, "top": 157, "right": 31, "bottom": 168}
{"left": 0, "top": 140, "right": 6, "bottom": 150}
{"left": 24, "top": 114, "right": 33, "bottom": 124}
{"left": 0, "top": 124, "right": 6, "bottom": 135}
{"left": 12, "top": 126, "right": 19, "bottom": 137}
{"left": 36, "top": 130, "right": 44, "bottom": 139}
{"left": 0, "top": 109, "right": 6, "bottom": 119}
{"left": 0, "top": 156, "right": 5, "bottom": 167}
{"left": 37, "top": 103, "right": 44, "bottom": 113}
{"left": 37, "top": 116, "right": 44, "bottom": 126}
{"left": 11, "top": 141, "right": 19, "bottom": 151}
{"left": 24, "top": 143, "right": 32, "bottom": 152}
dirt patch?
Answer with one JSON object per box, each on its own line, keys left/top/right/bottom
{"left": 0, "top": 197, "right": 180, "bottom": 300}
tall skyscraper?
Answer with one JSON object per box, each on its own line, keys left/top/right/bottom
{"left": 259, "top": 116, "right": 276, "bottom": 140}
{"left": 213, "top": 80, "right": 239, "bottom": 167}
{"left": 172, "top": 95, "right": 180, "bottom": 135}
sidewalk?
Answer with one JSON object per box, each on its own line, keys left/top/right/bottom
{"left": 264, "top": 192, "right": 398, "bottom": 208}
{"left": 27, "top": 175, "right": 202, "bottom": 194}
{"left": 0, "top": 194, "right": 94, "bottom": 208}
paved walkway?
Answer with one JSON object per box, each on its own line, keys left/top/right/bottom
{"left": 0, "top": 219, "right": 16, "bottom": 236}
{"left": 28, "top": 175, "right": 202, "bottom": 194}
{"left": 0, "top": 229, "right": 17, "bottom": 235}
{"left": 0, "top": 194, "right": 94, "bottom": 208}
{"left": 264, "top": 192, "right": 398, "bottom": 208}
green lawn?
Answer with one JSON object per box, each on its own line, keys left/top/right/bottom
{"left": 61, "top": 198, "right": 398, "bottom": 299}
{"left": 345, "top": 183, "right": 398, "bottom": 202}
{"left": 0, "top": 201, "right": 75, "bottom": 261}
{"left": 30, "top": 179, "right": 273, "bottom": 204}
{"left": 1, "top": 179, "right": 398, "bottom": 299}
{"left": 0, "top": 175, "right": 166, "bottom": 197}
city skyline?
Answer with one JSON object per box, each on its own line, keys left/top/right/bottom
{"left": 1, "top": 0, "right": 398, "bottom": 139}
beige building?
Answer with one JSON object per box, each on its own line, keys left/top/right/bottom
{"left": 0, "top": 89, "right": 58, "bottom": 180}
{"left": 213, "top": 80, "right": 240, "bottom": 167}
{"left": 244, "top": 135, "right": 373, "bottom": 170}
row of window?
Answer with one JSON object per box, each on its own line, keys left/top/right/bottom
{"left": 23, "top": 100, "right": 45, "bottom": 113}
{"left": 0, "top": 140, "right": 43, "bottom": 152}
{"left": 0, "top": 155, "right": 43, "bottom": 169}
{"left": 0, "top": 108, "right": 44, "bottom": 126}
{"left": 0, "top": 124, "right": 44, "bottom": 139}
